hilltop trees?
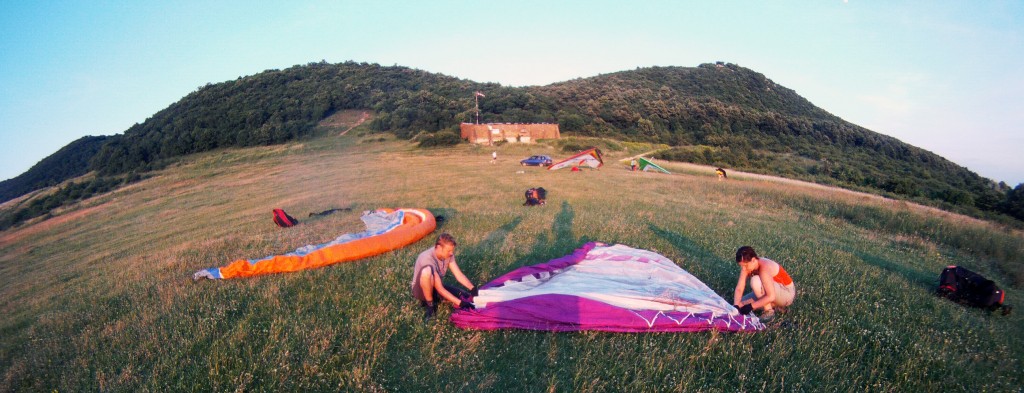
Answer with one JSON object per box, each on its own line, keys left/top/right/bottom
{"left": 90, "top": 62, "right": 487, "bottom": 175}
{"left": 1003, "top": 184, "right": 1024, "bottom": 221}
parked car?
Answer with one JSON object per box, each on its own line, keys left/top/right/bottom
{"left": 520, "top": 155, "right": 553, "bottom": 166}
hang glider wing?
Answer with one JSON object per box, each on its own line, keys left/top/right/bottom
{"left": 548, "top": 148, "right": 604, "bottom": 170}
{"left": 638, "top": 157, "right": 670, "bottom": 174}
{"left": 451, "top": 242, "right": 764, "bottom": 332}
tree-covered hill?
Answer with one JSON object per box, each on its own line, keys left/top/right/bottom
{"left": 0, "top": 135, "right": 110, "bottom": 202}
{"left": 2, "top": 61, "right": 1021, "bottom": 224}
{"left": 526, "top": 64, "right": 1010, "bottom": 217}
{"left": 87, "top": 61, "right": 484, "bottom": 175}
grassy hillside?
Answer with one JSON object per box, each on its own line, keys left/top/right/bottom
{"left": 1, "top": 130, "right": 1021, "bottom": 391}
{"left": 4, "top": 61, "right": 1017, "bottom": 225}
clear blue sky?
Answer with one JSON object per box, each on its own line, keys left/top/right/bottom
{"left": 2, "top": 1, "right": 1022, "bottom": 185}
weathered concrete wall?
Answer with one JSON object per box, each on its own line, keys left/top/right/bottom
{"left": 460, "top": 123, "right": 561, "bottom": 145}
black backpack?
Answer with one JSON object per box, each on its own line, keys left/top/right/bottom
{"left": 936, "top": 266, "right": 1011, "bottom": 315}
{"left": 524, "top": 187, "right": 547, "bottom": 206}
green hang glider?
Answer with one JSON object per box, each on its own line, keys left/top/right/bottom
{"left": 638, "top": 157, "right": 670, "bottom": 174}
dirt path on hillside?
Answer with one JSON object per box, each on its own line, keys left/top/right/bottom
{"left": 670, "top": 162, "right": 996, "bottom": 228}
{"left": 619, "top": 149, "right": 669, "bottom": 163}
{"left": 339, "top": 111, "right": 370, "bottom": 136}
{"left": 315, "top": 110, "right": 371, "bottom": 136}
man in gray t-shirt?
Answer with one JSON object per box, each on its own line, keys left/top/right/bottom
{"left": 410, "top": 233, "right": 476, "bottom": 319}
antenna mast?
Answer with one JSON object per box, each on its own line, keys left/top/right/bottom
{"left": 474, "top": 91, "right": 485, "bottom": 124}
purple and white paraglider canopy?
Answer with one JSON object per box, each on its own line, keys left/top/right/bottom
{"left": 451, "top": 242, "right": 764, "bottom": 332}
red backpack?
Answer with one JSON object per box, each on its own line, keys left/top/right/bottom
{"left": 272, "top": 208, "right": 299, "bottom": 228}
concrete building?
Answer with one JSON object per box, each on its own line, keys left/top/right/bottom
{"left": 459, "top": 123, "right": 561, "bottom": 145}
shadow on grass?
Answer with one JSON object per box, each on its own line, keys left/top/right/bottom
{"left": 482, "top": 216, "right": 523, "bottom": 250}
{"left": 427, "top": 207, "right": 458, "bottom": 231}
{"left": 854, "top": 250, "right": 936, "bottom": 292}
{"left": 648, "top": 224, "right": 723, "bottom": 265}
{"left": 553, "top": 200, "right": 584, "bottom": 249}
{"left": 648, "top": 223, "right": 734, "bottom": 290}
{"left": 460, "top": 216, "right": 523, "bottom": 267}
{"left": 506, "top": 200, "right": 591, "bottom": 270}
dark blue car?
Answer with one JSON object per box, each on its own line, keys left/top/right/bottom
{"left": 520, "top": 155, "right": 553, "bottom": 166}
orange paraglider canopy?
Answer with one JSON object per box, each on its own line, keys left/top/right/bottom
{"left": 194, "top": 208, "right": 436, "bottom": 280}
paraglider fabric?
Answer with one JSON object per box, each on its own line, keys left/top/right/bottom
{"left": 451, "top": 242, "right": 764, "bottom": 332}
{"left": 638, "top": 157, "right": 671, "bottom": 174}
{"left": 195, "top": 208, "right": 435, "bottom": 279}
{"left": 548, "top": 148, "right": 604, "bottom": 170}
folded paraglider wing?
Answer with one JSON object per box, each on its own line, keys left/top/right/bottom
{"left": 194, "top": 208, "right": 435, "bottom": 280}
{"left": 451, "top": 242, "right": 764, "bottom": 332}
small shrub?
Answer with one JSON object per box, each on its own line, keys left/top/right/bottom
{"left": 417, "top": 131, "right": 462, "bottom": 148}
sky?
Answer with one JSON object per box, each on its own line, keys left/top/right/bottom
{"left": 2, "top": 1, "right": 1022, "bottom": 185}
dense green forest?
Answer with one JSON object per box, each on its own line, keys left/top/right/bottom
{"left": 2, "top": 61, "right": 1021, "bottom": 227}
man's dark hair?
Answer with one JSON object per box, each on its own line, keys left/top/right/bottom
{"left": 436, "top": 233, "right": 457, "bottom": 248}
{"left": 736, "top": 246, "right": 758, "bottom": 263}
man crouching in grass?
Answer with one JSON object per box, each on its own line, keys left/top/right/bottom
{"left": 410, "top": 233, "right": 476, "bottom": 320}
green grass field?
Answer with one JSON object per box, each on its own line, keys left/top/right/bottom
{"left": 1, "top": 130, "right": 1021, "bottom": 392}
